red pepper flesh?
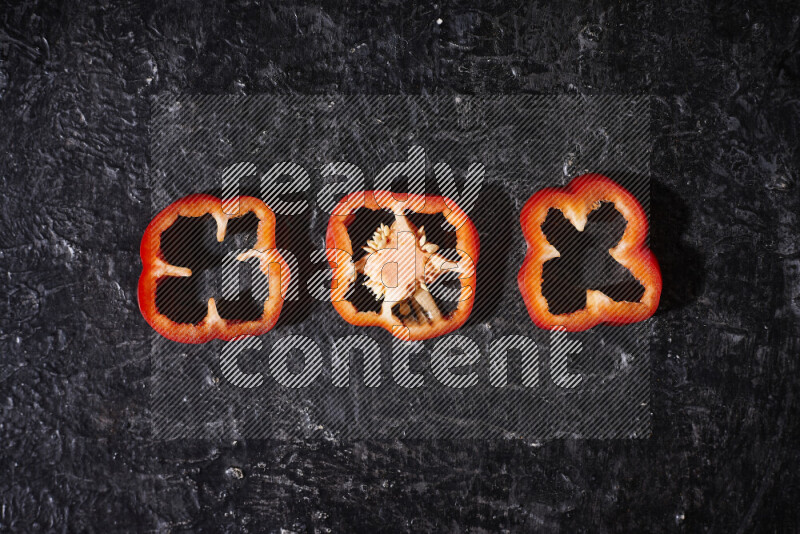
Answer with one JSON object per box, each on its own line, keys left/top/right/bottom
{"left": 138, "top": 194, "right": 291, "bottom": 344}
{"left": 518, "top": 174, "right": 661, "bottom": 331}
{"left": 326, "top": 191, "right": 480, "bottom": 341}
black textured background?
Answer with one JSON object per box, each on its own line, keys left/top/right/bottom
{"left": 1, "top": 1, "right": 799, "bottom": 532}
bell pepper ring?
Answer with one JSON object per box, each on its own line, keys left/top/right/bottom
{"left": 138, "top": 194, "right": 291, "bottom": 344}
{"left": 326, "top": 191, "right": 480, "bottom": 341}
{"left": 517, "top": 174, "right": 662, "bottom": 331}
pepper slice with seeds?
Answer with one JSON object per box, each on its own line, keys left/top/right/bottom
{"left": 326, "top": 191, "right": 480, "bottom": 341}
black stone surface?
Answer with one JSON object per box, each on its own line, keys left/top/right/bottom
{"left": 1, "top": 1, "right": 799, "bottom": 531}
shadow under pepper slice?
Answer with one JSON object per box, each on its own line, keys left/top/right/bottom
{"left": 326, "top": 191, "right": 480, "bottom": 341}
{"left": 517, "top": 174, "right": 662, "bottom": 331}
{"left": 138, "top": 194, "right": 291, "bottom": 344}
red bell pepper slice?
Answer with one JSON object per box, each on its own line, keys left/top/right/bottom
{"left": 138, "top": 194, "right": 291, "bottom": 344}
{"left": 326, "top": 191, "right": 480, "bottom": 341}
{"left": 518, "top": 174, "right": 661, "bottom": 331}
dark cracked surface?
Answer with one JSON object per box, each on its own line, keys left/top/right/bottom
{"left": 1, "top": 0, "right": 800, "bottom": 532}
